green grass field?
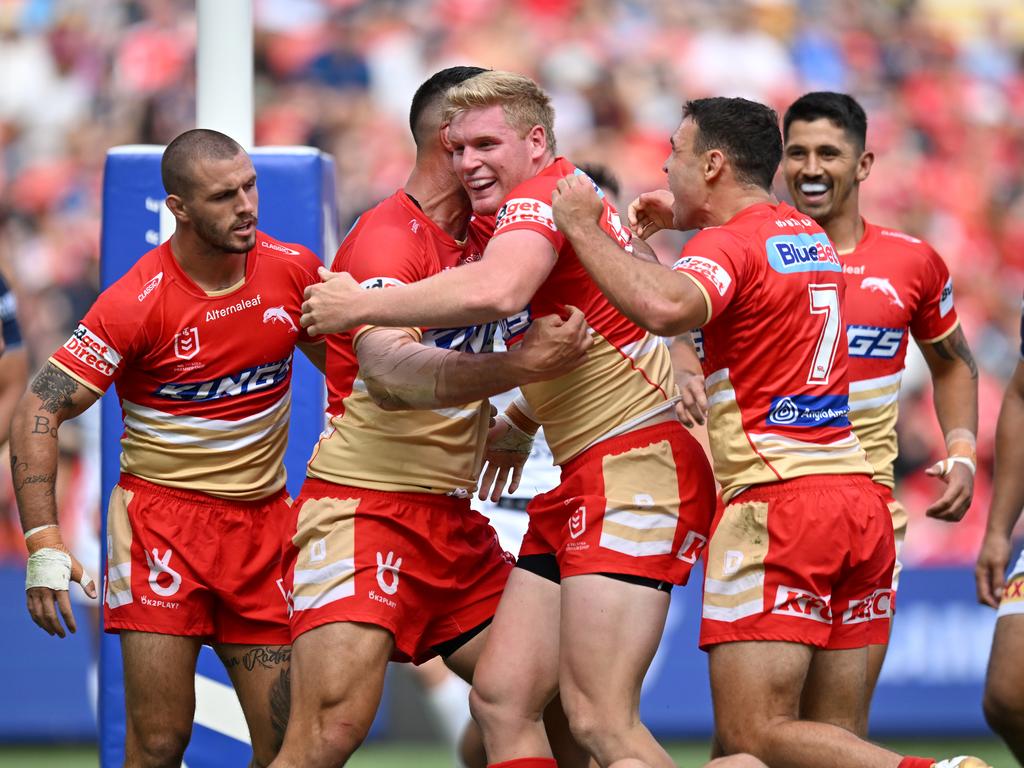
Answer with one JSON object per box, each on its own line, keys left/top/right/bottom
{"left": 0, "top": 740, "right": 1015, "bottom": 767}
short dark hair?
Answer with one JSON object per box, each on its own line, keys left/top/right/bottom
{"left": 161, "top": 129, "right": 244, "bottom": 198}
{"left": 409, "top": 66, "right": 488, "bottom": 148}
{"left": 783, "top": 92, "right": 868, "bottom": 152}
{"left": 683, "top": 97, "right": 782, "bottom": 192}
{"left": 576, "top": 162, "right": 621, "bottom": 200}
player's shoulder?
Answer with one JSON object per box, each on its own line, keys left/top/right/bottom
{"left": 867, "top": 221, "right": 941, "bottom": 260}
{"left": 102, "top": 243, "right": 172, "bottom": 309}
{"left": 254, "top": 230, "right": 322, "bottom": 275}
{"left": 344, "top": 191, "right": 426, "bottom": 251}
{"left": 494, "top": 158, "right": 573, "bottom": 229}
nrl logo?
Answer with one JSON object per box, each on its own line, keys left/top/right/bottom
{"left": 174, "top": 326, "right": 200, "bottom": 360}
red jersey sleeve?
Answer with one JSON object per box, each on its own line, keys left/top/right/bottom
{"left": 492, "top": 176, "right": 566, "bottom": 251}
{"left": 338, "top": 222, "right": 430, "bottom": 287}
{"left": 49, "top": 286, "right": 144, "bottom": 395}
{"left": 909, "top": 245, "right": 958, "bottom": 342}
{"left": 671, "top": 228, "right": 744, "bottom": 322}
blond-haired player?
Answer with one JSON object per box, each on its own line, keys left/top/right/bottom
{"left": 301, "top": 71, "right": 716, "bottom": 768}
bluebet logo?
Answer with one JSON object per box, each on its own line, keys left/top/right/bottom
{"left": 766, "top": 234, "right": 841, "bottom": 274}
{"left": 767, "top": 394, "right": 850, "bottom": 427}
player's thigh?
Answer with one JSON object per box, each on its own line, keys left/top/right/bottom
{"left": 121, "top": 630, "right": 202, "bottom": 734}
{"left": 800, "top": 646, "right": 869, "bottom": 735}
{"left": 472, "top": 565, "right": 562, "bottom": 715}
{"left": 708, "top": 640, "right": 813, "bottom": 749}
{"left": 444, "top": 622, "right": 491, "bottom": 683}
{"left": 290, "top": 621, "right": 394, "bottom": 725}
{"left": 215, "top": 643, "right": 291, "bottom": 755}
{"left": 984, "top": 613, "right": 1024, "bottom": 711}
{"left": 559, "top": 573, "right": 670, "bottom": 712}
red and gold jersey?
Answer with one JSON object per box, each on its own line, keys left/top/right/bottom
{"left": 676, "top": 202, "right": 872, "bottom": 501}
{"left": 493, "top": 158, "right": 677, "bottom": 465}
{"left": 842, "top": 221, "right": 959, "bottom": 489}
{"left": 51, "top": 232, "right": 322, "bottom": 500}
{"left": 306, "top": 190, "right": 497, "bottom": 495}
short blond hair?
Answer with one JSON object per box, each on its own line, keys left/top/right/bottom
{"left": 443, "top": 71, "right": 557, "bottom": 154}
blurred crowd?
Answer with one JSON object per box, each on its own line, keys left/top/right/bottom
{"left": 0, "top": 0, "right": 1021, "bottom": 565}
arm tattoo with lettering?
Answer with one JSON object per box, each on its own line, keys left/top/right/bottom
{"left": 30, "top": 364, "right": 80, "bottom": 414}
{"left": 931, "top": 327, "right": 978, "bottom": 379}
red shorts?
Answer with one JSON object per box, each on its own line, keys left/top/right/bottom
{"left": 283, "top": 478, "right": 513, "bottom": 664}
{"left": 520, "top": 421, "right": 716, "bottom": 585}
{"left": 699, "top": 474, "right": 894, "bottom": 650}
{"left": 103, "top": 474, "right": 291, "bottom": 644}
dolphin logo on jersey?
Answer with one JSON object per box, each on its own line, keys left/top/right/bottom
{"left": 860, "top": 277, "right": 905, "bottom": 309}
{"left": 263, "top": 305, "right": 298, "bottom": 333}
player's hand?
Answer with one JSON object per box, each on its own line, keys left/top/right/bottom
{"left": 25, "top": 530, "right": 96, "bottom": 638}
{"left": 478, "top": 417, "right": 533, "bottom": 502}
{"left": 675, "top": 370, "right": 708, "bottom": 428}
{"left": 516, "top": 306, "right": 592, "bottom": 382}
{"left": 301, "top": 268, "right": 364, "bottom": 335}
{"left": 975, "top": 531, "right": 1011, "bottom": 608}
{"left": 923, "top": 460, "right": 974, "bottom": 522}
{"left": 627, "top": 190, "right": 675, "bottom": 240}
{"left": 551, "top": 173, "right": 604, "bottom": 236}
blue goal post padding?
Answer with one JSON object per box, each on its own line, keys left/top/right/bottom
{"left": 98, "top": 145, "right": 337, "bottom": 767}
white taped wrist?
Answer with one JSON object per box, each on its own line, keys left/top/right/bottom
{"left": 26, "top": 548, "right": 71, "bottom": 592}
{"left": 493, "top": 414, "right": 535, "bottom": 454}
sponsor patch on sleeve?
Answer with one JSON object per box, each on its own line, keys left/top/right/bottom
{"left": 671, "top": 256, "right": 732, "bottom": 297}
{"left": 939, "top": 277, "right": 954, "bottom": 317}
{"left": 62, "top": 324, "right": 122, "bottom": 377}
{"left": 359, "top": 277, "right": 405, "bottom": 290}
{"left": 494, "top": 199, "right": 557, "bottom": 233}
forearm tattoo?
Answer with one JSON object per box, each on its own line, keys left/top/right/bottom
{"left": 931, "top": 327, "right": 978, "bottom": 379}
{"left": 31, "top": 364, "right": 80, "bottom": 414}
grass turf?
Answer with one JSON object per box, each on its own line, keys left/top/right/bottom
{"left": 0, "top": 739, "right": 1015, "bottom": 767}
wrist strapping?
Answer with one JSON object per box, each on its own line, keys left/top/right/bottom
{"left": 493, "top": 413, "right": 536, "bottom": 454}
{"left": 931, "top": 455, "right": 977, "bottom": 477}
{"left": 24, "top": 524, "right": 58, "bottom": 540}
{"left": 26, "top": 548, "right": 72, "bottom": 592}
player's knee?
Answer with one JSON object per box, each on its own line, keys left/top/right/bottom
{"left": 129, "top": 723, "right": 191, "bottom": 768}
{"left": 468, "top": 683, "right": 503, "bottom": 730}
{"left": 715, "top": 715, "right": 769, "bottom": 759}
{"left": 317, "top": 714, "right": 372, "bottom": 761}
{"left": 983, "top": 677, "right": 1024, "bottom": 735}
{"left": 560, "top": 691, "right": 625, "bottom": 756}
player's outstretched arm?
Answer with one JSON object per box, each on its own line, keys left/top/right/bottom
{"left": 11, "top": 363, "right": 100, "bottom": 637}
{"left": 357, "top": 307, "right": 592, "bottom": 411}
{"left": 552, "top": 174, "right": 706, "bottom": 337}
{"left": 920, "top": 326, "right": 979, "bottom": 521}
{"left": 670, "top": 334, "right": 708, "bottom": 428}
{"left": 976, "top": 359, "right": 1024, "bottom": 607}
{"left": 301, "top": 230, "right": 556, "bottom": 335}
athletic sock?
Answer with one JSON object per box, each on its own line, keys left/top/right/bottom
{"left": 487, "top": 759, "right": 558, "bottom": 768}
{"left": 422, "top": 672, "right": 472, "bottom": 748}
{"left": 898, "top": 758, "right": 935, "bottom": 768}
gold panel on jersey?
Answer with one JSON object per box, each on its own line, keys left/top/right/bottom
{"left": 105, "top": 485, "right": 134, "bottom": 609}
{"left": 702, "top": 499, "right": 769, "bottom": 623}
{"left": 598, "top": 439, "right": 680, "bottom": 557}
{"left": 522, "top": 333, "right": 676, "bottom": 466}
{"left": 291, "top": 496, "right": 358, "bottom": 612}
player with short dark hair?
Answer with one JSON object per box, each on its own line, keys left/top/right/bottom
{"left": 782, "top": 90, "right": 977, "bottom": 733}
{"left": 550, "top": 95, "right": 989, "bottom": 768}
{"left": 12, "top": 128, "right": 325, "bottom": 768}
